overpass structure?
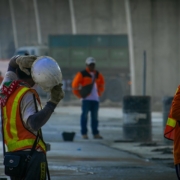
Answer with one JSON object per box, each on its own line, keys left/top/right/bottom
{"left": 0, "top": 0, "right": 179, "bottom": 108}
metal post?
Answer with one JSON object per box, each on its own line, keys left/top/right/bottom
{"left": 143, "top": 51, "right": 146, "bottom": 95}
{"left": 9, "top": 0, "right": 18, "bottom": 49}
{"left": 69, "top": 0, "right": 77, "bottom": 34}
{"left": 125, "top": 0, "right": 135, "bottom": 95}
{"left": 33, "top": 0, "right": 42, "bottom": 44}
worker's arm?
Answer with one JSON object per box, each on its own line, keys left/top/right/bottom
{"left": 171, "top": 86, "right": 180, "bottom": 121}
{"left": 71, "top": 72, "right": 83, "bottom": 98}
{"left": 97, "top": 72, "right": 105, "bottom": 97}
{"left": 26, "top": 84, "right": 64, "bottom": 131}
{"left": 27, "top": 101, "right": 56, "bottom": 131}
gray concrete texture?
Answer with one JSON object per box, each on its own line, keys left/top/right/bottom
{"left": 131, "top": 0, "right": 180, "bottom": 105}
{"left": 0, "top": 104, "right": 176, "bottom": 179}
{"left": 0, "top": 0, "right": 180, "bottom": 107}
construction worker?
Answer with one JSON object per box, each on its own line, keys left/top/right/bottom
{"left": 164, "top": 86, "right": 180, "bottom": 180}
{"left": 0, "top": 55, "right": 64, "bottom": 180}
{"left": 72, "top": 57, "right": 105, "bottom": 139}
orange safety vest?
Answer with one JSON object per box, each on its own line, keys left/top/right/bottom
{"left": 2, "top": 86, "right": 46, "bottom": 152}
{"left": 164, "top": 87, "right": 179, "bottom": 141}
{"left": 72, "top": 68, "right": 105, "bottom": 98}
{"left": 164, "top": 113, "right": 176, "bottom": 141}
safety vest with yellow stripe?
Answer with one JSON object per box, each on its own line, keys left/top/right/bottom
{"left": 164, "top": 114, "right": 176, "bottom": 140}
{"left": 2, "top": 86, "right": 46, "bottom": 152}
{"left": 164, "top": 87, "right": 179, "bottom": 141}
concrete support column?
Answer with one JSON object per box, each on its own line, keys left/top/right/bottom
{"left": 9, "top": 0, "right": 18, "bottom": 49}
{"left": 129, "top": 0, "right": 153, "bottom": 97}
{"left": 125, "top": 0, "right": 136, "bottom": 95}
{"left": 33, "top": 0, "right": 42, "bottom": 45}
{"left": 69, "top": 0, "right": 77, "bottom": 34}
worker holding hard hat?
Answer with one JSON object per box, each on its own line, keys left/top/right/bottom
{"left": 0, "top": 55, "right": 64, "bottom": 180}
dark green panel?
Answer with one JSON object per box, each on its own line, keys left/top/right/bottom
{"left": 48, "top": 35, "right": 130, "bottom": 71}
{"left": 50, "top": 48, "right": 70, "bottom": 67}
{"left": 71, "top": 35, "right": 90, "bottom": 47}
{"left": 110, "top": 48, "right": 129, "bottom": 60}
{"left": 49, "top": 35, "right": 129, "bottom": 48}
{"left": 110, "top": 35, "right": 128, "bottom": 47}
{"left": 110, "top": 59, "right": 129, "bottom": 68}
{"left": 90, "top": 48, "right": 109, "bottom": 59}
{"left": 93, "top": 59, "right": 108, "bottom": 68}
{"left": 90, "top": 35, "right": 109, "bottom": 47}
{"left": 70, "top": 48, "right": 90, "bottom": 62}
{"left": 71, "top": 60, "right": 86, "bottom": 68}
{"left": 49, "top": 35, "right": 71, "bottom": 47}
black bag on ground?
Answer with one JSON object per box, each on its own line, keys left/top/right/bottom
{"left": 3, "top": 152, "right": 29, "bottom": 178}
{"left": 79, "top": 83, "right": 94, "bottom": 98}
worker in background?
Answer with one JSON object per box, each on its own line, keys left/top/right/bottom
{"left": 164, "top": 86, "right": 180, "bottom": 180}
{"left": 71, "top": 57, "right": 105, "bottom": 139}
{"left": 0, "top": 55, "right": 64, "bottom": 179}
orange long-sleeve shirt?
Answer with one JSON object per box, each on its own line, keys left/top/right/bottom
{"left": 170, "top": 86, "right": 180, "bottom": 164}
{"left": 71, "top": 68, "right": 105, "bottom": 99}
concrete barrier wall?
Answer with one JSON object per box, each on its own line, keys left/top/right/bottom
{"left": 74, "top": 0, "right": 127, "bottom": 34}
{"left": 15, "top": 0, "right": 37, "bottom": 46}
{"left": 0, "top": 0, "right": 180, "bottom": 108}
{"left": 152, "top": 0, "right": 180, "bottom": 98}
{"left": 0, "top": 0, "right": 13, "bottom": 58}
{"left": 37, "top": 0, "right": 71, "bottom": 36}
{"left": 129, "top": 0, "right": 180, "bottom": 106}
{"left": 0, "top": 0, "right": 127, "bottom": 58}
{"left": 130, "top": 0, "right": 153, "bottom": 97}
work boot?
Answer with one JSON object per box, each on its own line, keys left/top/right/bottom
{"left": 82, "top": 134, "right": 88, "bottom": 139}
{"left": 94, "top": 134, "right": 103, "bottom": 139}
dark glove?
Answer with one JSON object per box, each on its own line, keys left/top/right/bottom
{"left": 16, "top": 55, "right": 37, "bottom": 75}
{"left": 49, "top": 83, "right": 64, "bottom": 104}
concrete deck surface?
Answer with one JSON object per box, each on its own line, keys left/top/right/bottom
{"left": 0, "top": 105, "right": 175, "bottom": 180}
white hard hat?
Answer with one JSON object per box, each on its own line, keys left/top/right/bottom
{"left": 31, "top": 56, "right": 62, "bottom": 92}
{"left": 85, "top": 57, "right": 96, "bottom": 65}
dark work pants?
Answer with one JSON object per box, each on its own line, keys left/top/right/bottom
{"left": 80, "top": 100, "right": 99, "bottom": 135}
{"left": 176, "top": 164, "right": 180, "bottom": 180}
{"left": 10, "top": 150, "right": 47, "bottom": 180}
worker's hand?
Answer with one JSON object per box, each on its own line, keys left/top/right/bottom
{"left": 16, "top": 55, "right": 37, "bottom": 75}
{"left": 49, "top": 83, "right": 64, "bottom": 105}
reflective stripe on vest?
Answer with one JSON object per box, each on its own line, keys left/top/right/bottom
{"left": 3, "top": 86, "right": 46, "bottom": 152}
{"left": 164, "top": 117, "right": 176, "bottom": 140}
{"left": 10, "top": 87, "right": 28, "bottom": 141}
{"left": 167, "top": 118, "right": 176, "bottom": 128}
{"left": 2, "top": 106, "right": 10, "bottom": 143}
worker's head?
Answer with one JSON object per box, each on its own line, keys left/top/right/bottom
{"left": 85, "top": 57, "right": 96, "bottom": 72}
{"left": 16, "top": 67, "right": 35, "bottom": 87}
